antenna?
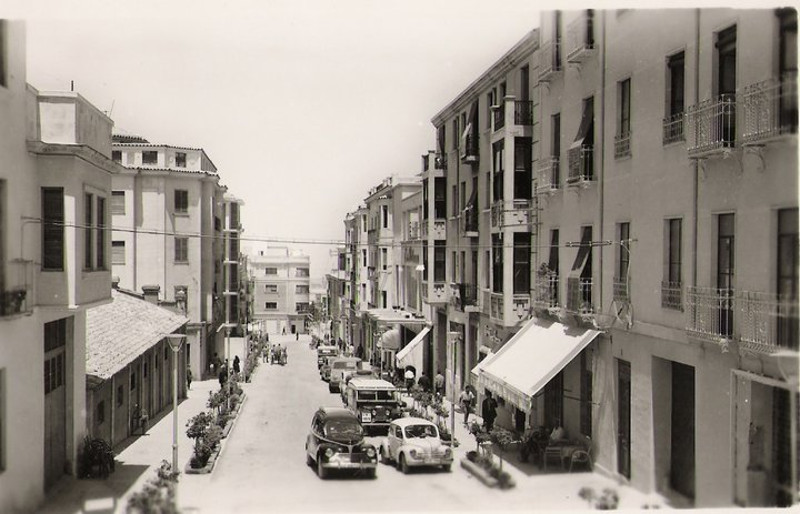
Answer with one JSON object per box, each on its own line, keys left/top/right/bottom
{"left": 107, "top": 100, "right": 115, "bottom": 117}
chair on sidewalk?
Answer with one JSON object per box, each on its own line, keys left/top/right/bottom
{"left": 569, "top": 436, "right": 593, "bottom": 472}
{"left": 543, "top": 445, "right": 564, "bottom": 471}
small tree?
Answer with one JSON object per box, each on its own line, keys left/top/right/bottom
{"left": 186, "top": 411, "right": 213, "bottom": 466}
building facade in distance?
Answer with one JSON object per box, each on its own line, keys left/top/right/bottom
{"left": 249, "top": 246, "right": 311, "bottom": 335}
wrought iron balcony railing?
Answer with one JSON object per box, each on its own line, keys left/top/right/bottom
{"left": 614, "top": 132, "right": 631, "bottom": 159}
{"left": 461, "top": 134, "right": 479, "bottom": 162}
{"left": 738, "top": 290, "right": 798, "bottom": 353}
{"left": 534, "top": 273, "right": 559, "bottom": 310}
{"left": 686, "top": 94, "right": 736, "bottom": 158}
{"left": 538, "top": 40, "right": 562, "bottom": 82}
{"left": 493, "top": 106, "right": 505, "bottom": 130}
{"left": 566, "top": 12, "right": 596, "bottom": 63}
{"left": 567, "top": 144, "right": 594, "bottom": 185}
{"left": 741, "top": 74, "right": 798, "bottom": 144}
{"left": 566, "top": 277, "right": 593, "bottom": 313}
{"left": 514, "top": 101, "right": 534, "bottom": 126}
{"left": 536, "top": 157, "right": 560, "bottom": 194}
{"left": 663, "top": 112, "right": 685, "bottom": 145}
{"left": 661, "top": 280, "right": 683, "bottom": 310}
{"left": 613, "top": 276, "right": 630, "bottom": 303}
{"left": 685, "top": 286, "right": 735, "bottom": 343}
{"left": 457, "top": 283, "right": 478, "bottom": 310}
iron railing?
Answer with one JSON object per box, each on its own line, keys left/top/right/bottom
{"left": 566, "top": 277, "right": 593, "bottom": 313}
{"left": 662, "top": 112, "right": 685, "bottom": 145}
{"left": 614, "top": 132, "right": 631, "bottom": 159}
{"left": 685, "top": 286, "right": 735, "bottom": 342}
{"left": 458, "top": 283, "right": 478, "bottom": 309}
{"left": 741, "top": 73, "right": 798, "bottom": 144}
{"left": 534, "top": 273, "right": 559, "bottom": 309}
{"left": 566, "top": 12, "right": 595, "bottom": 63}
{"left": 661, "top": 281, "right": 683, "bottom": 310}
{"left": 538, "top": 40, "right": 562, "bottom": 81}
{"left": 461, "top": 134, "right": 479, "bottom": 162}
{"left": 613, "top": 276, "right": 630, "bottom": 303}
{"left": 514, "top": 100, "right": 534, "bottom": 125}
{"left": 536, "top": 158, "right": 560, "bottom": 194}
{"left": 738, "top": 290, "right": 799, "bottom": 353}
{"left": 567, "top": 144, "right": 594, "bottom": 185}
{"left": 686, "top": 94, "right": 736, "bottom": 157}
{"left": 493, "top": 106, "right": 505, "bottom": 130}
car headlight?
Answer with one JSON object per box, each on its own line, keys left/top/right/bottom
{"left": 366, "top": 447, "right": 376, "bottom": 458}
{"left": 409, "top": 449, "right": 417, "bottom": 458}
{"left": 443, "top": 448, "right": 451, "bottom": 457}
{"left": 324, "top": 448, "right": 335, "bottom": 459}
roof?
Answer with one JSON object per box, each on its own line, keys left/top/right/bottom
{"left": 348, "top": 377, "right": 397, "bottom": 390}
{"left": 317, "top": 407, "right": 356, "bottom": 420}
{"left": 86, "top": 289, "right": 189, "bottom": 381}
{"left": 391, "top": 417, "right": 435, "bottom": 428}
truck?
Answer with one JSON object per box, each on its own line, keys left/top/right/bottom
{"left": 344, "top": 377, "right": 402, "bottom": 435}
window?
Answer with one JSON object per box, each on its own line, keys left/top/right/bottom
{"left": 618, "top": 222, "right": 630, "bottom": 280}
{"left": 296, "top": 268, "right": 309, "bottom": 277}
{"left": 296, "top": 302, "right": 309, "bottom": 313}
{"left": 487, "top": 89, "right": 495, "bottom": 128}
{"left": 514, "top": 137, "right": 532, "bottom": 200}
{"left": 664, "top": 52, "right": 685, "bottom": 144}
{"left": 265, "top": 284, "right": 278, "bottom": 293}
{"left": 265, "top": 302, "right": 277, "bottom": 310}
{"left": 111, "top": 190, "right": 125, "bottom": 215}
{"left": 554, "top": 11, "right": 562, "bottom": 64}
{"left": 492, "top": 234, "right": 503, "bottom": 293}
{"left": 549, "top": 229, "right": 560, "bottom": 275}
{"left": 615, "top": 79, "right": 631, "bottom": 158}
{"left": 662, "top": 218, "right": 682, "bottom": 309}
{"left": 265, "top": 267, "right": 277, "bottom": 275}
{"left": 452, "top": 118, "right": 459, "bottom": 150}
{"left": 569, "top": 97, "right": 594, "bottom": 182}
{"left": 492, "top": 140, "right": 504, "bottom": 202}
{"left": 174, "top": 237, "right": 188, "bottom": 263}
{"left": 295, "top": 285, "right": 309, "bottom": 294}
{"left": 433, "top": 241, "right": 446, "bottom": 282}
{"left": 175, "top": 152, "right": 187, "bottom": 168}
{"left": 84, "top": 193, "right": 94, "bottom": 269}
{"left": 174, "top": 189, "right": 188, "bottom": 214}
{"left": 381, "top": 205, "right": 388, "bottom": 229}
{"left": 116, "top": 384, "right": 123, "bottom": 407}
{"left": 451, "top": 184, "right": 458, "bottom": 216}
{"left": 434, "top": 177, "right": 446, "bottom": 219}
{"left": 42, "top": 188, "right": 64, "bottom": 270}
{"left": 130, "top": 370, "right": 136, "bottom": 389}
{"left": 777, "top": 208, "right": 798, "bottom": 348}
{"left": 143, "top": 360, "right": 148, "bottom": 378}
{"left": 451, "top": 251, "right": 457, "bottom": 282}
{"left": 142, "top": 151, "right": 158, "bottom": 165}
{"left": 112, "top": 241, "right": 125, "bottom": 265}
{"left": 381, "top": 248, "right": 387, "bottom": 271}
{"left": 513, "top": 232, "right": 531, "bottom": 294}
{"left": 361, "top": 250, "right": 366, "bottom": 267}
{"left": 0, "top": 368, "right": 3, "bottom": 470}
{"left": 96, "top": 400, "right": 105, "bottom": 425}
{"left": 96, "top": 196, "right": 106, "bottom": 269}
{"left": 580, "top": 351, "right": 592, "bottom": 437}
{"left": 717, "top": 214, "right": 735, "bottom": 337}
{"left": 716, "top": 26, "right": 737, "bottom": 97}
{"left": 112, "top": 150, "right": 121, "bottom": 163}
{"left": 381, "top": 290, "right": 387, "bottom": 308}
{"left": 778, "top": 9, "right": 798, "bottom": 132}
{"left": 552, "top": 113, "right": 561, "bottom": 159}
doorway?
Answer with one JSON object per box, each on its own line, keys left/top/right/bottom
{"left": 670, "top": 362, "right": 696, "bottom": 499}
{"left": 617, "top": 359, "right": 631, "bottom": 479}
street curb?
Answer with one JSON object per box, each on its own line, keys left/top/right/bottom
{"left": 460, "top": 458, "right": 499, "bottom": 488}
{"left": 184, "top": 392, "right": 247, "bottom": 475}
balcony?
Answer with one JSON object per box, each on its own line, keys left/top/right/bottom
{"left": 686, "top": 95, "right": 736, "bottom": 158}
{"left": 538, "top": 40, "right": 562, "bottom": 82}
{"left": 514, "top": 101, "right": 534, "bottom": 126}
{"left": 1, "top": 259, "right": 33, "bottom": 317}
{"left": 432, "top": 219, "right": 446, "bottom": 240}
{"left": 685, "top": 286, "right": 735, "bottom": 345}
{"left": 566, "top": 277, "right": 594, "bottom": 314}
{"left": 613, "top": 276, "right": 630, "bottom": 303}
{"left": 567, "top": 144, "right": 594, "bottom": 186}
{"left": 741, "top": 74, "right": 798, "bottom": 145}
{"left": 536, "top": 158, "right": 560, "bottom": 194}
{"left": 461, "top": 134, "right": 479, "bottom": 163}
{"left": 457, "top": 283, "right": 478, "bottom": 311}
{"left": 462, "top": 211, "right": 478, "bottom": 237}
{"left": 490, "top": 200, "right": 531, "bottom": 229}
{"left": 408, "top": 221, "right": 420, "bottom": 240}
{"left": 428, "top": 281, "right": 449, "bottom": 304}
{"left": 534, "top": 273, "right": 559, "bottom": 311}
{"left": 663, "top": 113, "right": 685, "bottom": 145}
{"left": 490, "top": 292, "right": 504, "bottom": 322}
{"left": 566, "top": 12, "right": 596, "bottom": 64}
{"left": 492, "top": 105, "right": 505, "bottom": 131}
{"left": 738, "top": 291, "right": 798, "bottom": 354}
{"left": 614, "top": 132, "right": 631, "bottom": 159}
{"left": 661, "top": 281, "right": 683, "bottom": 311}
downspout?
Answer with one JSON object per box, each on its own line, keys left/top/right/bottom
{"left": 692, "top": 9, "right": 700, "bottom": 291}
{"left": 598, "top": 11, "right": 607, "bottom": 313}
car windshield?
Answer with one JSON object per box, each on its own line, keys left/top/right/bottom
{"left": 319, "top": 349, "right": 337, "bottom": 356}
{"left": 404, "top": 424, "right": 438, "bottom": 439}
{"left": 357, "top": 390, "right": 397, "bottom": 401}
{"left": 324, "top": 420, "right": 363, "bottom": 442}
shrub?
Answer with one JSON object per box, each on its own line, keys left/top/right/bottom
{"left": 186, "top": 412, "right": 213, "bottom": 442}
{"left": 204, "top": 424, "right": 223, "bottom": 450}
{"left": 79, "top": 436, "right": 115, "bottom": 479}
{"left": 126, "top": 460, "right": 179, "bottom": 513}
{"left": 596, "top": 488, "right": 619, "bottom": 510}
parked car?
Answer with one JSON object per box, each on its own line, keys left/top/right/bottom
{"left": 380, "top": 417, "right": 453, "bottom": 473}
{"left": 304, "top": 407, "right": 378, "bottom": 479}
{"left": 328, "top": 357, "right": 362, "bottom": 393}
{"left": 320, "top": 355, "right": 337, "bottom": 382}
{"left": 340, "top": 369, "right": 376, "bottom": 405}
{"left": 344, "top": 377, "right": 402, "bottom": 435}
{"left": 316, "top": 345, "right": 338, "bottom": 369}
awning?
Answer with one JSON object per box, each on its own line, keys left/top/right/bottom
{"left": 570, "top": 226, "right": 592, "bottom": 274}
{"left": 395, "top": 326, "right": 430, "bottom": 370}
{"left": 472, "top": 318, "right": 600, "bottom": 413}
{"left": 570, "top": 98, "right": 595, "bottom": 150}
{"left": 470, "top": 350, "right": 495, "bottom": 381}
{"left": 378, "top": 327, "right": 401, "bottom": 350}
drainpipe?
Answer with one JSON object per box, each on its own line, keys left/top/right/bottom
{"left": 598, "top": 11, "right": 607, "bottom": 313}
{"left": 692, "top": 9, "right": 700, "bottom": 291}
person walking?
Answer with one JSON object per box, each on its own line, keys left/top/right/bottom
{"left": 418, "top": 372, "right": 431, "bottom": 392}
{"left": 481, "top": 390, "right": 497, "bottom": 432}
{"left": 233, "top": 355, "right": 241, "bottom": 375}
{"left": 459, "top": 388, "right": 475, "bottom": 426}
{"left": 218, "top": 364, "right": 228, "bottom": 389}
{"left": 187, "top": 368, "right": 193, "bottom": 390}
{"left": 404, "top": 367, "right": 415, "bottom": 390}
{"left": 434, "top": 370, "right": 445, "bottom": 396}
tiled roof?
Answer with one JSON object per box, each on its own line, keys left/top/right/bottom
{"left": 134, "top": 166, "right": 219, "bottom": 177}
{"left": 86, "top": 290, "right": 189, "bottom": 381}
{"left": 113, "top": 142, "right": 205, "bottom": 152}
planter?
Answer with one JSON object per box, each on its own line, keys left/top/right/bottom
{"left": 460, "top": 458, "right": 499, "bottom": 488}
{"left": 185, "top": 393, "right": 246, "bottom": 474}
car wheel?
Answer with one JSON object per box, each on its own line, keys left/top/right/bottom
{"left": 306, "top": 452, "right": 314, "bottom": 467}
{"left": 364, "top": 468, "right": 376, "bottom": 479}
{"left": 399, "top": 454, "right": 410, "bottom": 474}
{"left": 316, "top": 455, "right": 328, "bottom": 479}
{"left": 380, "top": 446, "right": 391, "bottom": 465}
{"left": 441, "top": 463, "right": 452, "bottom": 472}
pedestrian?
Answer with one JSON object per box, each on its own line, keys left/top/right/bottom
{"left": 434, "top": 369, "right": 445, "bottom": 395}
{"left": 187, "top": 368, "right": 193, "bottom": 390}
{"left": 282, "top": 327, "right": 286, "bottom": 335}
{"left": 296, "top": 331, "right": 299, "bottom": 341}
{"left": 140, "top": 406, "right": 149, "bottom": 434}
{"left": 233, "top": 355, "right": 241, "bottom": 375}
{"left": 404, "top": 367, "right": 415, "bottom": 390}
{"left": 218, "top": 364, "right": 228, "bottom": 389}
{"left": 482, "top": 390, "right": 497, "bottom": 432}
{"left": 418, "top": 372, "right": 431, "bottom": 392}
{"left": 459, "top": 388, "right": 475, "bottom": 425}
{"left": 265, "top": 332, "right": 269, "bottom": 342}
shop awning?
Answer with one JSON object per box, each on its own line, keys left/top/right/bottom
{"left": 378, "top": 327, "right": 401, "bottom": 350}
{"left": 395, "top": 326, "right": 430, "bottom": 370}
{"left": 472, "top": 318, "right": 600, "bottom": 413}
{"left": 470, "top": 349, "right": 495, "bottom": 381}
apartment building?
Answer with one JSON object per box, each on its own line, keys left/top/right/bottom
{"left": 109, "top": 135, "right": 230, "bottom": 379}
{"left": 344, "top": 206, "right": 368, "bottom": 351}
{"left": 430, "top": 8, "right": 796, "bottom": 509}
{"left": 249, "top": 247, "right": 311, "bottom": 335}
{"left": 222, "top": 192, "right": 245, "bottom": 336}
{"left": 326, "top": 246, "right": 349, "bottom": 344}
{"left": 0, "top": 21, "right": 118, "bottom": 511}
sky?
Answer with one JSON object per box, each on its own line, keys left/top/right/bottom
{"left": 10, "top": 0, "right": 539, "bottom": 279}
{"left": 8, "top": 0, "right": 766, "bottom": 279}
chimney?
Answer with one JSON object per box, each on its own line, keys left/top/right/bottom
{"left": 142, "top": 285, "right": 160, "bottom": 304}
{"left": 111, "top": 276, "right": 120, "bottom": 289}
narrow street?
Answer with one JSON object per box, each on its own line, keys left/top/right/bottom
{"left": 177, "top": 334, "right": 649, "bottom": 513}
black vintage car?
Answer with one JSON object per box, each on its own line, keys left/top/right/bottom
{"left": 304, "top": 407, "right": 377, "bottom": 479}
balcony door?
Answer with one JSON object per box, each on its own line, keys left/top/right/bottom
{"left": 717, "top": 214, "right": 735, "bottom": 337}
{"left": 617, "top": 359, "right": 631, "bottom": 480}
{"left": 716, "top": 26, "right": 737, "bottom": 145}
{"left": 778, "top": 208, "right": 798, "bottom": 348}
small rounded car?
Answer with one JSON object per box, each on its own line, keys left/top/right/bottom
{"left": 305, "top": 407, "right": 378, "bottom": 479}
{"left": 380, "top": 417, "right": 453, "bottom": 473}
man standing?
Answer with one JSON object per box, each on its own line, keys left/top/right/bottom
{"left": 482, "top": 391, "right": 497, "bottom": 432}
{"left": 459, "top": 388, "right": 475, "bottom": 426}
{"left": 434, "top": 370, "right": 445, "bottom": 396}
